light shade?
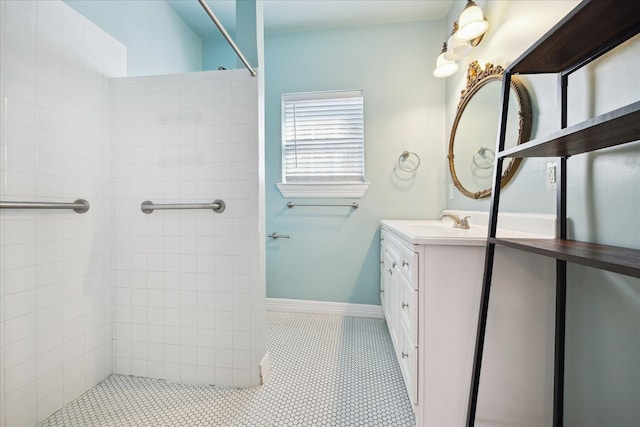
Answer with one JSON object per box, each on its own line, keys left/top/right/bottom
{"left": 455, "top": 0, "right": 489, "bottom": 41}
{"left": 433, "top": 43, "right": 459, "bottom": 78}
{"left": 445, "top": 22, "right": 472, "bottom": 61}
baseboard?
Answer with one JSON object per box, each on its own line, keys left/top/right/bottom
{"left": 266, "top": 298, "right": 383, "bottom": 319}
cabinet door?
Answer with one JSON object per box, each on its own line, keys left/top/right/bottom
{"left": 399, "top": 326, "right": 418, "bottom": 405}
{"left": 381, "top": 250, "right": 390, "bottom": 310}
{"left": 397, "top": 270, "right": 418, "bottom": 345}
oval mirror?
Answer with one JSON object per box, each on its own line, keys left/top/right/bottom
{"left": 448, "top": 61, "right": 532, "bottom": 199}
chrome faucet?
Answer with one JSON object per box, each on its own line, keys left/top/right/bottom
{"left": 441, "top": 213, "right": 470, "bottom": 229}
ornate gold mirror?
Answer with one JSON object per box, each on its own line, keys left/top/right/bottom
{"left": 448, "top": 61, "right": 532, "bottom": 199}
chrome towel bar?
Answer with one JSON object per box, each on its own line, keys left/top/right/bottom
{"left": 0, "top": 199, "right": 90, "bottom": 213}
{"left": 287, "top": 202, "right": 359, "bottom": 209}
{"left": 141, "top": 200, "right": 225, "bottom": 214}
{"left": 268, "top": 232, "right": 290, "bottom": 239}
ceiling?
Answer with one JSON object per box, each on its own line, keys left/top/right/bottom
{"left": 166, "top": 0, "right": 454, "bottom": 40}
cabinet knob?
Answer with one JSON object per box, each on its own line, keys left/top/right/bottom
{"left": 402, "top": 260, "right": 409, "bottom": 267}
{"left": 392, "top": 261, "right": 397, "bottom": 268}
{"left": 401, "top": 352, "right": 409, "bottom": 359}
{"left": 402, "top": 302, "right": 409, "bottom": 309}
{"left": 388, "top": 269, "right": 393, "bottom": 275}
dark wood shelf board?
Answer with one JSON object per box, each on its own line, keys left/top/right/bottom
{"left": 490, "top": 238, "right": 640, "bottom": 279}
{"left": 499, "top": 101, "right": 640, "bottom": 158}
{"left": 509, "top": 0, "right": 640, "bottom": 74}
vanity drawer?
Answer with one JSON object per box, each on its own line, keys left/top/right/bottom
{"left": 385, "top": 231, "right": 419, "bottom": 288}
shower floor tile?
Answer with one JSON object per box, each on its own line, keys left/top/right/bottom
{"left": 40, "top": 311, "right": 415, "bottom": 426}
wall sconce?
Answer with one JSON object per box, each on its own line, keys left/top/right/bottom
{"left": 456, "top": 0, "right": 489, "bottom": 44}
{"left": 433, "top": 43, "right": 460, "bottom": 78}
{"left": 433, "top": 0, "right": 489, "bottom": 78}
{"left": 445, "top": 22, "right": 471, "bottom": 61}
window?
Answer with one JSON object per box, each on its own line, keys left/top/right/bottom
{"left": 277, "top": 90, "right": 369, "bottom": 198}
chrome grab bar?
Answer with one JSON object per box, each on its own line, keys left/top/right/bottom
{"left": 141, "top": 200, "right": 225, "bottom": 214}
{"left": 287, "top": 202, "right": 359, "bottom": 209}
{"left": 0, "top": 199, "right": 90, "bottom": 213}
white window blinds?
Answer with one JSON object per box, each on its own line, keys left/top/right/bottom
{"left": 282, "top": 90, "right": 364, "bottom": 183}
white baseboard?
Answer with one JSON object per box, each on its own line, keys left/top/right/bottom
{"left": 266, "top": 297, "right": 383, "bottom": 319}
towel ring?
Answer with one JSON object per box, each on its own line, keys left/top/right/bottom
{"left": 472, "top": 147, "right": 495, "bottom": 170}
{"left": 398, "top": 151, "right": 421, "bottom": 173}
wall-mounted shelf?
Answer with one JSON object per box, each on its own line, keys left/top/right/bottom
{"left": 489, "top": 238, "right": 640, "bottom": 279}
{"left": 499, "top": 101, "right": 640, "bottom": 159}
{"left": 509, "top": 0, "right": 640, "bottom": 74}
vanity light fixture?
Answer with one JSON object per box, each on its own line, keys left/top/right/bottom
{"left": 432, "top": 43, "right": 460, "bottom": 78}
{"left": 455, "top": 0, "right": 489, "bottom": 43}
{"left": 444, "top": 22, "right": 472, "bottom": 61}
{"left": 433, "top": 2, "right": 489, "bottom": 78}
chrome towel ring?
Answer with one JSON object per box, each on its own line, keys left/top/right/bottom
{"left": 398, "top": 151, "right": 421, "bottom": 173}
{"left": 472, "top": 147, "right": 495, "bottom": 169}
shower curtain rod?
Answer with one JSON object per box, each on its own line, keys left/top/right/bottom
{"left": 197, "top": 0, "right": 257, "bottom": 77}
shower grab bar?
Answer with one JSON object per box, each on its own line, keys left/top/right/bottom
{"left": 197, "top": 0, "right": 257, "bottom": 77}
{"left": 141, "top": 200, "right": 226, "bottom": 214}
{"left": 287, "top": 202, "right": 359, "bottom": 209}
{"left": 0, "top": 199, "right": 90, "bottom": 213}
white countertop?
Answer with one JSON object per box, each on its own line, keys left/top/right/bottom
{"left": 381, "top": 218, "right": 553, "bottom": 247}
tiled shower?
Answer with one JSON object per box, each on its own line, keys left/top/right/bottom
{"left": 0, "top": 1, "right": 265, "bottom": 426}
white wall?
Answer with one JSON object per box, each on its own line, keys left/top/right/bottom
{"left": 0, "top": 1, "right": 126, "bottom": 425}
{"left": 110, "top": 70, "right": 263, "bottom": 388}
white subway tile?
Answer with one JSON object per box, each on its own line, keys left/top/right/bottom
{"left": 5, "top": 289, "right": 36, "bottom": 320}
{"left": 214, "top": 367, "right": 232, "bottom": 386}
{"left": 164, "top": 325, "right": 180, "bottom": 344}
{"left": 6, "top": 312, "right": 37, "bottom": 344}
{"left": 37, "top": 367, "right": 63, "bottom": 401}
{"left": 5, "top": 358, "right": 37, "bottom": 395}
{"left": 5, "top": 336, "right": 37, "bottom": 370}
{"left": 5, "top": 380, "right": 37, "bottom": 425}
{"left": 214, "top": 330, "right": 232, "bottom": 349}
{"left": 163, "top": 344, "right": 180, "bottom": 364}
{"left": 37, "top": 347, "right": 63, "bottom": 377}
{"left": 214, "top": 348, "right": 232, "bottom": 369}
{"left": 36, "top": 325, "right": 62, "bottom": 354}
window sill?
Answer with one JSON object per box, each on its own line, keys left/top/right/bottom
{"left": 276, "top": 182, "right": 370, "bottom": 198}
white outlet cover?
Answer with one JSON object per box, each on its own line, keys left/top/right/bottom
{"left": 546, "top": 162, "right": 557, "bottom": 190}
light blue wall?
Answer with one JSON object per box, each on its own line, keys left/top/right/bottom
{"left": 444, "top": 0, "right": 640, "bottom": 423}
{"left": 203, "top": 38, "right": 238, "bottom": 71}
{"left": 264, "top": 22, "right": 446, "bottom": 305}
{"left": 64, "top": 0, "right": 202, "bottom": 76}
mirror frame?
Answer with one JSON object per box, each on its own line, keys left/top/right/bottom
{"left": 447, "top": 61, "right": 532, "bottom": 199}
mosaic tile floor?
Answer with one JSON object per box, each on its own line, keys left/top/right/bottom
{"left": 40, "top": 312, "right": 416, "bottom": 426}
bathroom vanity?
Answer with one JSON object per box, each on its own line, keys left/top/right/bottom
{"left": 381, "top": 213, "right": 556, "bottom": 426}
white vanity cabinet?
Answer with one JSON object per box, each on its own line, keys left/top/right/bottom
{"left": 381, "top": 228, "right": 419, "bottom": 404}
{"left": 381, "top": 219, "right": 556, "bottom": 427}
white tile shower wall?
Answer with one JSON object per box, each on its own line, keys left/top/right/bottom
{"left": 110, "top": 69, "right": 262, "bottom": 388}
{"left": 0, "top": 1, "right": 126, "bottom": 426}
